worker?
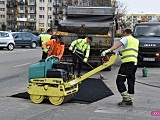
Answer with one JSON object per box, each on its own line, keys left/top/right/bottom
{"left": 101, "top": 29, "right": 139, "bottom": 106}
{"left": 40, "top": 28, "right": 53, "bottom": 59}
{"left": 42, "top": 36, "right": 65, "bottom": 60}
{"left": 69, "top": 36, "right": 93, "bottom": 77}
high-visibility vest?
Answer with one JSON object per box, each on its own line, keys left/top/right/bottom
{"left": 46, "top": 39, "right": 65, "bottom": 59}
{"left": 41, "top": 34, "right": 51, "bottom": 52}
{"left": 121, "top": 36, "right": 139, "bottom": 64}
{"left": 70, "top": 38, "right": 90, "bottom": 58}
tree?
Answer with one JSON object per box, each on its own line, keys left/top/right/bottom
{"left": 1, "top": 23, "right": 6, "bottom": 31}
{"left": 111, "top": 0, "right": 127, "bottom": 30}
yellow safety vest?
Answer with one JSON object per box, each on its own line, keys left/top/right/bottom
{"left": 71, "top": 38, "right": 90, "bottom": 58}
{"left": 121, "top": 36, "right": 139, "bottom": 64}
{"left": 41, "top": 34, "right": 51, "bottom": 52}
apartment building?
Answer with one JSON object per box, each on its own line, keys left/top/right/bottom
{"left": 122, "top": 13, "right": 160, "bottom": 28}
{"left": 1, "top": 0, "right": 113, "bottom": 31}
{"left": 0, "top": 0, "right": 6, "bottom": 27}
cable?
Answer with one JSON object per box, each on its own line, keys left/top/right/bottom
{"left": 135, "top": 80, "right": 160, "bottom": 88}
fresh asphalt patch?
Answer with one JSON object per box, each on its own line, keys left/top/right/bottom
{"left": 9, "top": 78, "right": 114, "bottom": 104}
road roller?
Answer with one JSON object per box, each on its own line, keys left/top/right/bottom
{"left": 27, "top": 53, "right": 118, "bottom": 105}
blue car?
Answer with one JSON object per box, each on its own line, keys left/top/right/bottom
{"left": 12, "top": 32, "right": 40, "bottom": 48}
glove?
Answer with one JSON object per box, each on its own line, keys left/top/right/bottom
{"left": 43, "top": 48, "right": 48, "bottom": 53}
{"left": 69, "top": 46, "right": 73, "bottom": 51}
{"left": 83, "top": 58, "right": 88, "bottom": 63}
{"left": 101, "top": 49, "right": 111, "bottom": 56}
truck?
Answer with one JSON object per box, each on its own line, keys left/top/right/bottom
{"left": 55, "top": 4, "right": 116, "bottom": 70}
{"left": 133, "top": 22, "right": 160, "bottom": 63}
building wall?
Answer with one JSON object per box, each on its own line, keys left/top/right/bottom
{"left": 3, "top": 0, "right": 113, "bottom": 31}
{"left": 0, "top": 0, "right": 6, "bottom": 27}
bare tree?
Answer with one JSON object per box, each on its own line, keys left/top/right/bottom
{"left": 112, "top": 0, "right": 127, "bottom": 29}
{"left": 112, "top": 0, "right": 127, "bottom": 19}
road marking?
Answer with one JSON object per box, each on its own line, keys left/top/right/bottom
{"left": 13, "top": 63, "right": 31, "bottom": 67}
{"left": 0, "top": 49, "right": 37, "bottom": 54}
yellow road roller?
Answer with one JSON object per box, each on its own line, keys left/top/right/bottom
{"left": 27, "top": 53, "right": 118, "bottom": 105}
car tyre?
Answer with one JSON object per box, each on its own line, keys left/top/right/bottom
{"left": 31, "top": 42, "right": 37, "bottom": 48}
{"left": 7, "top": 43, "right": 14, "bottom": 51}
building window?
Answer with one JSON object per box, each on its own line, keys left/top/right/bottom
{"left": 39, "top": 15, "right": 44, "bottom": 19}
{"left": 48, "top": 0, "right": 52, "bottom": 3}
{"left": 39, "top": 23, "right": 44, "bottom": 27}
{"left": 55, "top": 0, "right": 61, "bottom": 4}
{"left": 30, "top": 15, "right": 36, "bottom": 19}
{"left": 30, "top": 0, "right": 35, "bottom": 2}
{"left": 0, "top": 1, "right": 5, "bottom": 4}
{"left": 20, "top": 22, "right": 26, "bottom": 26}
{"left": 39, "top": 0, "right": 44, "bottom": 3}
{"left": 30, "top": 7, "right": 35, "bottom": 11}
{"left": 0, "top": 15, "right": 5, "bottom": 18}
{"left": 39, "top": 7, "right": 45, "bottom": 11}
{"left": 0, "top": 8, "right": 5, "bottom": 11}
{"left": 48, "top": 7, "right": 52, "bottom": 11}
{"left": 48, "top": 15, "right": 52, "bottom": 19}
{"left": 20, "top": 7, "right": 24, "bottom": 10}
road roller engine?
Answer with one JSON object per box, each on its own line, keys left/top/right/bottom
{"left": 27, "top": 53, "right": 118, "bottom": 105}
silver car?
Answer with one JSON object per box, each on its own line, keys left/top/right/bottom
{"left": 0, "top": 31, "right": 15, "bottom": 50}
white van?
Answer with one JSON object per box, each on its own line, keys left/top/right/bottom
{"left": 0, "top": 31, "right": 15, "bottom": 50}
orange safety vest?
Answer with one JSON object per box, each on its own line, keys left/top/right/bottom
{"left": 46, "top": 39, "right": 65, "bottom": 59}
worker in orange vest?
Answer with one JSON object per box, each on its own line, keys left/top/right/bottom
{"left": 42, "top": 36, "right": 65, "bottom": 60}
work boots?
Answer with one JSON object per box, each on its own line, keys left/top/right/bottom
{"left": 118, "top": 93, "right": 133, "bottom": 106}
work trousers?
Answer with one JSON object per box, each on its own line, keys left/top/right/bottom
{"left": 42, "top": 51, "right": 48, "bottom": 59}
{"left": 73, "top": 52, "right": 84, "bottom": 76}
{"left": 116, "top": 62, "right": 137, "bottom": 94}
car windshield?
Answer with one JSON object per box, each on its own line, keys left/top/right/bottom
{"left": 133, "top": 24, "right": 160, "bottom": 37}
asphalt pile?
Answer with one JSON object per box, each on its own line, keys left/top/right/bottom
{"left": 10, "top": 78, "right": 114, "bottom": 104}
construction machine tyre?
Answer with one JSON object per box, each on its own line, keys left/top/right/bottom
{"left": 49, "top": 96, "right": 65, "bottom": 105}
{"left": 49, "top": 94, "right": 76, "bottom": 105}
{"left": 30, "top": 94, "right": 44, "bottom": 104}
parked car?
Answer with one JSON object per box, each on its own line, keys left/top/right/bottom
{"left": 12, "top": 32, "right": 40, "bottom": 48}
{"left": 0, "top": 31, "right": 15, "bottom": 50}
{"left": 38, "top": 30, "right": 47, "bottom": 38}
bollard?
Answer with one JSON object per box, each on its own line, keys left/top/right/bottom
{"left": 142, "top": 67, "right": 148, "bottom": 77}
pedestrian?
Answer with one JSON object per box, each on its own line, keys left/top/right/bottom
{"left": 40, "top": 28, "right": 53, "bottom": 59}
{"left": 69, "top": 36, "right": 93, "bottom": 77}
{"left": 101, "top": 29, "right": 139, "bottom": 106}
{"left": 42, "top": 35, "right": 65, "bottom": 60}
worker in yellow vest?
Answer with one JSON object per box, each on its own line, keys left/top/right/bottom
{"left": 69, "top": 36, "right": 93, "bottom": 77}
{"left": 40, "top": 29, "right": 53, "bottom": 59}
{"left": 101, "top": 29, "right": 139, "bottom": 106}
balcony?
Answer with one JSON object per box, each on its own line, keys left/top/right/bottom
{"left": 7, "top": 18, "right": 14, "bottom": 21}
{"left": 17, "top": 18, "right": 27, "bottom": 22}
{"left": 6, "top": 4, "right": 14, "bottom": 8}
{"left": 7, "top": 10, "right": 14, "bottom": 15}
{"left": 29, "top": 19, "right": 36, "bottom": 22}
{"left": 18, "top": 1, "right": 28, "bottom": 5}
{"left": 28, "top": 2, "right": 36, "bottom": 6}
{"left": 28, "top": 10, "right": 36, "bottom": 14}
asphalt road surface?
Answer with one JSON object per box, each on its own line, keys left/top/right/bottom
{"left": 0, "top": 46, "right": 160, "bottom": 120}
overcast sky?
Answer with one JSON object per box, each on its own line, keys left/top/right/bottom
{"left": 119, "top": 0, "right": 160, "bottom": 14}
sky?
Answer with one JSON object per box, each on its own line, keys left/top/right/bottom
{"left": 119, "top": 0, "right": 160, "bottom": 14}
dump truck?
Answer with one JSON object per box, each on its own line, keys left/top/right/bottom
{"left": 56, "top": 5, "right": 115, "bottom": 70}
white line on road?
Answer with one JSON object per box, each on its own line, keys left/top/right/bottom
{"left": 13, "top": 63, "right": 31, "bottom": 67}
